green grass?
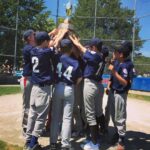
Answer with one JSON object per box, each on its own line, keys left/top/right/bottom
{"left": 0, "top": 86, "right": 21, "bottom": 96}
{"left": 0, "top": 140, "right": 22, "bottom": 150}
{"left": 128, "top": 93, "right": 150, "bottom": 102}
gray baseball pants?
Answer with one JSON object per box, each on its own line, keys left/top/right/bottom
{"left": 50, "top": 82, "right": 74, "bottom": 148}
{"left": 20, "top": 76, "right": 32, "bottom": 129}
{"left": 83, "top": 78, "right": 103, "bottom": 126}
{"left": 105, "top": 89, "right": 127, "bottom": 137}
{"left": 26, "top": 85, "right": 51, "bottom": 141}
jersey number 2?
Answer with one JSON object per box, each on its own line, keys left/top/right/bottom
{"left": 57, "top": 62, "right": 73, "bottom": 80}
{"left": 32, "top": 57, "right": 39, "bottom": 73}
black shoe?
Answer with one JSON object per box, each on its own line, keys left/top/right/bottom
{"left": 61, "top": 148, "right": 70, "bottom": 150}
{"left": 96, "top": 114, "right": 107, "bottom": 135}
{"left": 28, "top": 143, "right": 42, "bottom": 150}
{"left": 111, "top": 132, "right": 119, "bottom": 145}
{"left": 50, "top": 143, "right": 57, "bottom": 150}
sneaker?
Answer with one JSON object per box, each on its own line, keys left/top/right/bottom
{"left": 81, "top": 141, "right": 99, "bottom": 150}
{"left": 50, "top": 143, "right": 57, "bottom": 150}
{"left": 80, "top": 139, "right": 90, "bottom": 149}
{"left": 28, "top": 143, "right": 42, "bottom": 150}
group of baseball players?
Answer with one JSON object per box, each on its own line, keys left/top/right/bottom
{"left": 20, "top": 25, "right": 135, "bottom": 150}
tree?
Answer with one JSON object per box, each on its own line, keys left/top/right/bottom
{"left": 0, "top": 0, "right": 55, "bottom": 68}
{"left": 71, "top": 0, "right": 143, "bottom": 51}
{"left": 134, "top": 56, "right": 150, "bottom": 75}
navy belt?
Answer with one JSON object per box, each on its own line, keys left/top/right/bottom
{"left": 112, "top": 89, "right": 127, "bottom": 94}
{"left": 58, "top": 82, "right": 73, "bottom": 86}
{"left": 37, "top": 83, "right": 51, "bottom": 87}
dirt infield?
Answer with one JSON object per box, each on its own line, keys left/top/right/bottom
{"left": 0, "top": 94, "right": 150, "bottom": 150}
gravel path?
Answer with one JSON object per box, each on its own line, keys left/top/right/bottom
{"left": 0, "top": 94, "right": 150, "bottom": 150}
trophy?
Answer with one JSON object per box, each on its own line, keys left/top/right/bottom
{"left": 58, "top": 0, "right": 74, "bottom": 31}
{"left": 48, "top": 0, "right": 75, "bottom": 47}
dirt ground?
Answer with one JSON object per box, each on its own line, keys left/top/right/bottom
{"left": 0, "top": 93, "right": 150, "bottom": 150}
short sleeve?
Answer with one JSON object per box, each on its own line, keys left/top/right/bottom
{"left": 129, "top": 65, "right": 136, "bottom": 79}
{"left": 121, "top": 66, "right": 129, "bottom": 79}
{"left": 83, "top": 50, "right": 101, "bottom": 64}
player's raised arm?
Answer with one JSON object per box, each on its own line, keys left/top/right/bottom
{"left": 53, "top": 28, "right": 68, "bottom": 47}
{"left": 48, "top": 28, "right": 69, "bottom": 48}
{"left": 48, "top": 28, "right": 59, "bottom": 38}
{"left": 69, "top": 34, "right": 86, "bottom": 53}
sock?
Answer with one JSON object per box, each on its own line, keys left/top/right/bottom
{"left": 29, "top": 136, "right": 38, "bottom": 148}
{"left": 89, "top": 125, "right": 98, "bottom": 144}
{"left": 96, "top": 114, "right": 105, "bottom": 130}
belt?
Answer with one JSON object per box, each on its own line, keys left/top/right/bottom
{"left": 35, "top": 83, "right": 51, "bottom": 87}
{"left": 58, "top": 82, "right": 73, "bottom": 86}
{"left": 111, "top": 89, "right": 127, "bottom": 94}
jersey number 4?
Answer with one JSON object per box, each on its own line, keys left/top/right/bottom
{"left": 56, "top": 62, "right": 73, "bottom": 80}
{"left": 32, "top": 57, "right": 39, "bottom": 73}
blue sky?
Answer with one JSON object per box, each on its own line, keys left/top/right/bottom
{"left": 44, "top": 0, "right": 150, "bottom": 57}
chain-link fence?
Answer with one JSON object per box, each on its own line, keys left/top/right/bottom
{"left": 0, "top": 0, "right": 150, "bottom": 77}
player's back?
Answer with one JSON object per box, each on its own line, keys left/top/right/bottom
{"left": 83, "top": 50, "right": 102, "bottom": 81}
{"left": 56, "top": 54, "right": 82, "bottom": 85}
{"left": 30, "top": 47, "right": 54, "bottom": 85}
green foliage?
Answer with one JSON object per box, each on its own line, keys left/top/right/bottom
{"left": 0, "top": 0, "right": 55, "bottom": 68}
{"left": 58, "top": 17, "right": 65, "bottom": 25}
{"left": 0, "top": 86, "right": 21, "bottom": 96}
{"left": 71, "top": 0, "right": 143, "bottom": 50}
{"left": 0, "top": 140, "right": 7, "bottom": 150}
{"left": 128, "top": 93, "right": 150, "bottom": 102}
{"left": 134, "top": 56, "right": 150, "bottom": 75}
{"left": 0, "top": 140, "right": 22, "bottom": 150}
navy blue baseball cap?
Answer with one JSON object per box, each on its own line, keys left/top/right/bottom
{"left": 102, "top": 46, "right": 109, "bottom": 58}
{"left": 89, "top": 38, "right": 102, "bottom": 50}
{"left": 121, "top": 41, "right": 132, "bottom": 52}
{"left": 35, "top": 31, "right": 50, "bottom": 43}
{"left": 113, "top": 44, "right": 125, "bottom": 52}
{"left": 23, "top": 29, "right": 34, "bottom": 41}
{"left": 60, "top": 38, "right": 73, "bottom": 48}
{"left": 113, "top": 44, "right": 131, "bottom": 57}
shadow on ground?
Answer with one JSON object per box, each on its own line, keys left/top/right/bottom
{"left": 42, "top": 128, "right": 150, "bottom": 150}
{"left": 125, "top": 130, "right": 150, "bottom": 150}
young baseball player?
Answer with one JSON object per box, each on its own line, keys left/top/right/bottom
{"left": 107, "top": 41, "right": 135, "bottom": 150}
{"left": 70, "top": 35, "right": 104, "bottom": 150}
{"left": 24, "top": 31, "right": 53, "bottom": 150}
{"left": 50, "top": 38, "right": 82, "bottom": 150}
{"left": 20, "top": 29, "right": 35, "bottom": 136}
